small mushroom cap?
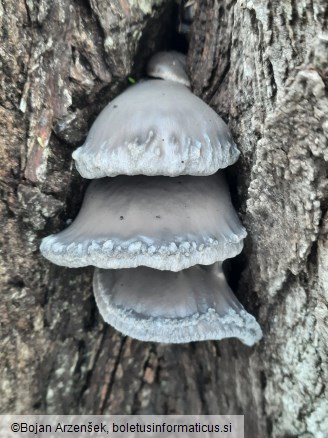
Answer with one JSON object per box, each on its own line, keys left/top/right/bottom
{"left": 147, "top": 51, "right": 190, "bottom": 87}
{"left": 93, "top": 263, "right": 263, "bottom": 345}
{"left": 40, "top": 173, "right": 247, "bottom": 271}
{"left": 72, "top": 80, "right": 239, "bottom": 178}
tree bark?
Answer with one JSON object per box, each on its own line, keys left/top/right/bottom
{"left": 0, "top": 1, "right": 327, "bottom": 437}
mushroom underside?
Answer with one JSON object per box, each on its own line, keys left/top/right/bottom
{"left": 93, "top": 264, "right": 262, "bottom": 346}
{"left": 40, "top": 174, "right": 246, "bottom": 270}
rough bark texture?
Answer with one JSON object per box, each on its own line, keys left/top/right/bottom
{"left": 0, "top": 1, "right": 327, "bottom": 437}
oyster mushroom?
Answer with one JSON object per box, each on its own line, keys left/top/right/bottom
{"left": 40, "top": 173, "right": 246, "bottom": 271}
{"left": 93, "top": 263, "right": 262, "bottom": 345}
{"left": 72, "top": 80, "right": 239, "bottom": 178}
{"left": 40, "top": 49, "right": 262, "bottom": 346}
{"left": 147, "top": 51, "right": 191, "bottom": 87}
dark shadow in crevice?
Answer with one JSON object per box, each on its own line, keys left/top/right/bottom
{"left": 222, "top": 163, "right": 250, "bottom": 306}
{"left": 132, "top": 1, "right": 189, "bottom": 79}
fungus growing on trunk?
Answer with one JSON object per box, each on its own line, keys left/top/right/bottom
{"left": 72, "top": 79, "right": 239, "bottom": 178}
{"left": 40, "top": 173, "right": 246, "bottom": 271}
{"left": 40, "top": 50, "right": 262, "bottom": 345}
{"left": 147, "top": 51, "right": 191, "bottom": 86}
{"left": 93, "top": 263, "right": 262, "bottom": 345}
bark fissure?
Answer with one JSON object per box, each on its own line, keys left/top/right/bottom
{"left": 99, "top": 336, "right": 127, "bottom": 414}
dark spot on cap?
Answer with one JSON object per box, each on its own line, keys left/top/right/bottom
{"left": 155, "top": 215, "right": 161, "bottom": 219}
{"left": 120, "top": 216, "right": 124, "bottom": 220}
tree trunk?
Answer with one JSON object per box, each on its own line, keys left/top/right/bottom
{"left": 1, "top": 1, "right": 327, "bottom": 437}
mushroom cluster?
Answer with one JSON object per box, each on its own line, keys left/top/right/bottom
{"left": 41, "top": 51, "right": 262, "bottom": 346}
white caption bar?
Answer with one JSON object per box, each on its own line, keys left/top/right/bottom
{"left": 0, "top": 415, "right": 244, "bottom": 437}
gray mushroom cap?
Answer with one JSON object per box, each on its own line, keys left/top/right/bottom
{"left": 93, "top": 263, "right": 263, "bottom": 345}
{"left": 40, "top": 173, "right": 247, "bottom": 271}
{"left": 147, "top": 51, "right": 191, "bottom": 87}
{"left": 72, "top": 80, "right": 239, "bottom": 178}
